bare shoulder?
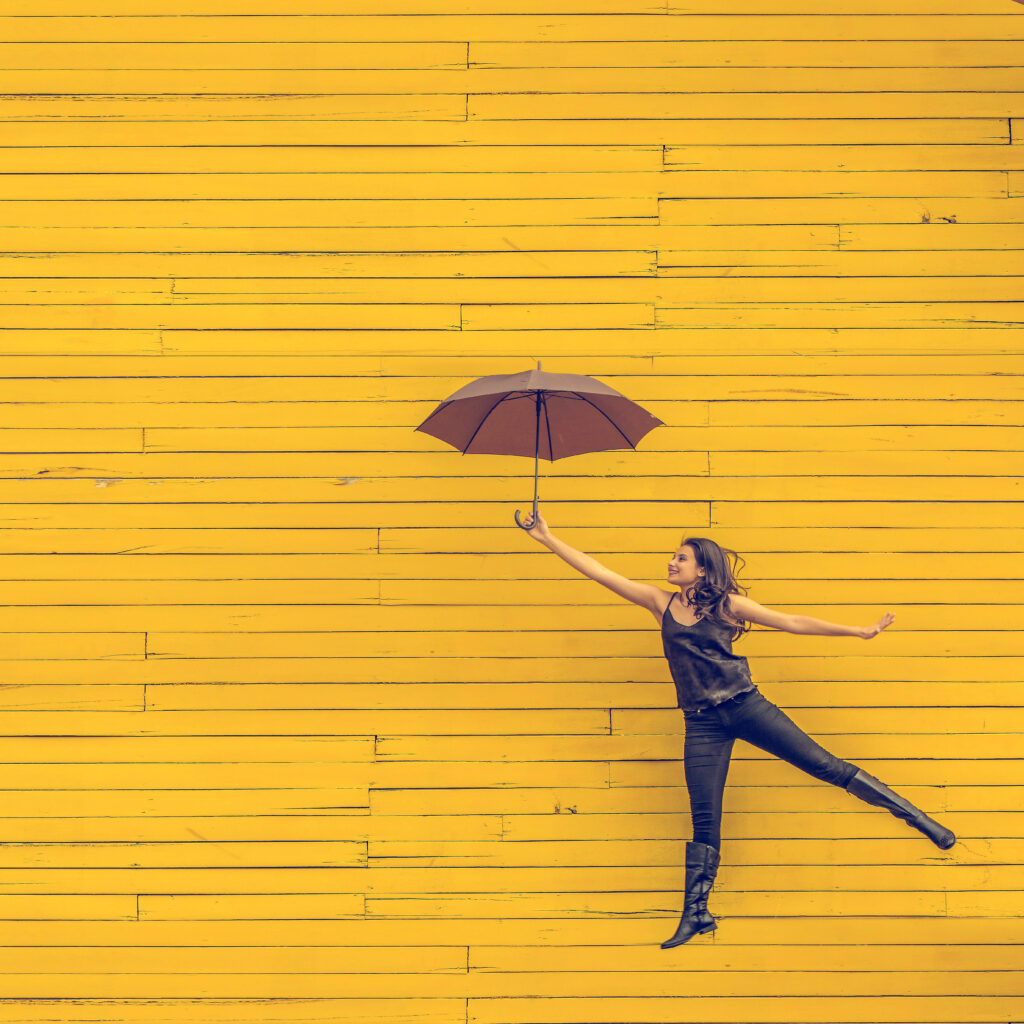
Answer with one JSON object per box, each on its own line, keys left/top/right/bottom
{"left": 648, "top": 588, "right": 675, "bottom": 624}
{"left": 727, "top": 593, "right": 755, "bottom": 616}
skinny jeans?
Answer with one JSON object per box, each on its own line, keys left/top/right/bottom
{"left": 683, "top": 689, "right": 859, "bottom": 849}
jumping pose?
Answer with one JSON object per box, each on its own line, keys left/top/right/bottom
{"left": 520, "top": 513, "right": 955, "bottom": 949}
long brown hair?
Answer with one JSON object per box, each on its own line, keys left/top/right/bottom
{"left": 680, "top": 536, "right": 749, "bottom": 640}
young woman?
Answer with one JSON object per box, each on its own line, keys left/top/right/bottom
{"left": 520, "top": 512, "right": 955, "bottom": 949}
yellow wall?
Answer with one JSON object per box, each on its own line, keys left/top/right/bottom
{"left": 1, "top": 1, "right": 1022, "bottom": 1021}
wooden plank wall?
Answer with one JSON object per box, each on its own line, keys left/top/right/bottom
{"left": 1, "top": 0, "right": 1022, "bottom": 1021}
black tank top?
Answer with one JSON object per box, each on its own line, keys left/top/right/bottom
{"left": 661, "top": 593, "right": 756, "bottom": 712}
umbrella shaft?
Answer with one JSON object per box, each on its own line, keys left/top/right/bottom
{"left": 532, "top": 392, "right": 541, "bottom": 515}
{"left": 533, "top": 450, "right": 539, "bottom": 516}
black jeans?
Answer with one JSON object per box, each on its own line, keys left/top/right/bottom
{"left": 683, "top": 689, "right": 859, "bottom": 849}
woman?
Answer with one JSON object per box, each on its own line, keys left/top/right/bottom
{"left": 520, "top": 512, "right": 955, "bottom": 949}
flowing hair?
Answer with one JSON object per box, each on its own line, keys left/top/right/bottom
{"left": 680, "top": 536, "right": 750, "bottom": 640}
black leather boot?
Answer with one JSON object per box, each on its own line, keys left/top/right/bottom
{"left": 845, "top": 769, "right": 955, "bottom": 850}
{"left": 660, "top": 841, "right": 720, "bottom": 949}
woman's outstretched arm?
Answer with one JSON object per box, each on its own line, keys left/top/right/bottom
{"left": 728, "top": 593, "right": 894, "bottom": 639}
{"left": 521, "top": 510, "right": 666, "bottom": 618}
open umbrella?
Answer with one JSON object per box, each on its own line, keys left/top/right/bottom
{"left": 415, "top": 366, "right": 663, "bottom": 529}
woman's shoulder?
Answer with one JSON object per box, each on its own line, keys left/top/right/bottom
{"left": 648, "top": 589, "right": 677, "bottom": 623}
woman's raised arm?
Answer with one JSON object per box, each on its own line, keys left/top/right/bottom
{"left": 521, "top": 511, "right": 667, "bottom": 619}
{"left": 728, "top": 593, "right": 895, "bottom": 639}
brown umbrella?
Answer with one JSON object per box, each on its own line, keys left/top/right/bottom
{"left": 415, "top": 366, "right": 664, "bottom": 529}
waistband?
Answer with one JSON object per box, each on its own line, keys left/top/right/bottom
{"left": 683, "top": 685, "right": 758, "bottom": 717}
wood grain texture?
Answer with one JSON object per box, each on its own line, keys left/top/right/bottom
{"left": 1, "top": 3, "right": 1021, "bottom": 1023}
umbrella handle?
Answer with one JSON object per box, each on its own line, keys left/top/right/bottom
{"left": 514, "top": 508, "right": 534, "bottom": 531}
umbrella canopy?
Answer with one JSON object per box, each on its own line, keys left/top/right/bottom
{"left": 416, "top": 368, "right": 663, "bottom": 529}
{"left": 416, "top": 368, "right": 663, "bottom": 460}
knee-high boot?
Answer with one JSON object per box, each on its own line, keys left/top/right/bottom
{"left": 845, "top": 769, "right": 955, "bottom": 850}
{"left": 660, "top": 841, "right": 720, "bottom": 949}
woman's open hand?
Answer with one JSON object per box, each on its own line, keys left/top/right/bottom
{"left": 861, "top": 611, "right": 896, "bottom": 639}
{"left": 519, "top": 509, "right": 551, "bottom": 542}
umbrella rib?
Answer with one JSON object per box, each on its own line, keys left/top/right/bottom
{"left": 572, "top": 392, "right": 638, "bottom": 450}
{"left": 414, "top": 401, "right": 447, "bottom": 432}
{"left": 541, "top": 391, "right": 555, "bottom": 461}
{"left": 460, "top": 391, "right": 522, "bottom": 454}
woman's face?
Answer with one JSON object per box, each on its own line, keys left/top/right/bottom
{"left": 667, "top": 544, "right": 704, "bottom": 588}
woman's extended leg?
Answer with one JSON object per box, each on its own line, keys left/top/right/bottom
{"left": 843, "top": 769, "right": 955, "bottom": 849}
{"left": 661, "top": 709, "right": 732, "bottom": 949}
{"left": 726, "top": 690, "right": 857, "bottom": 788}
{"left": 727, "top": 692, "right": 955, "bottom": 849}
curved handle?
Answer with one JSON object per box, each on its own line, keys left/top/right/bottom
{"left": 514, "top": 509, "right": 534, "bottom": 531}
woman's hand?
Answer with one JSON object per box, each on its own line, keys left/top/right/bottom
{"left": 861, "top": 611, "right": 896, "bottom": 639}
{"left": 519, "top": 509, "right": 551, "bottom": 542}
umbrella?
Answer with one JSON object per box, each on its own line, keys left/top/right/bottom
{"left": 415, "top": 365, "right": 664, "bottom": 529}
